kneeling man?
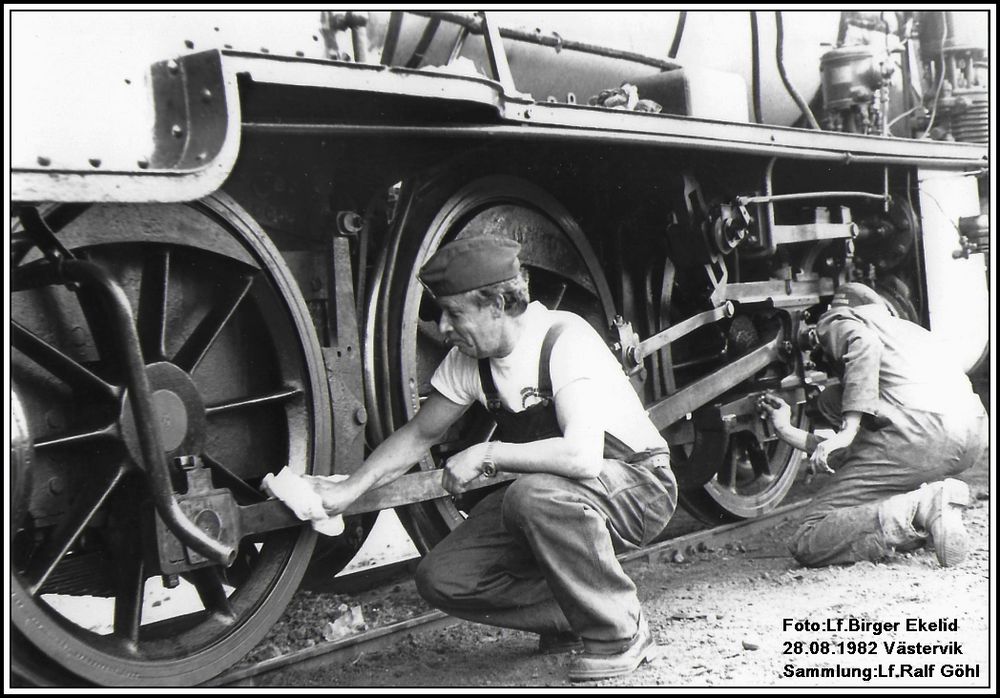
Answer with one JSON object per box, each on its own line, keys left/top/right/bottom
{"left": 311, "top": 234, "right": 677, "bottom": 681}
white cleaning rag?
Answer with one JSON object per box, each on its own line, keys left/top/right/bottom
{"left": 261, "top": 466, "right": 348, "bottom": 536}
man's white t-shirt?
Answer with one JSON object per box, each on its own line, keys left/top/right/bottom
{"left": 430, "top": 301, "right": 668, "bottom": 453}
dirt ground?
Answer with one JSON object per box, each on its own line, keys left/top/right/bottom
{"left": 256, "top": 457, "right": 993, "bottom": 689}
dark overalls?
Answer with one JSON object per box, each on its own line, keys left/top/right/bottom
{"left": 789, "top": 308, "right": 989, "bottom": 566}
{"left": 415, "top": 323, "right": 678, "bottom": 647}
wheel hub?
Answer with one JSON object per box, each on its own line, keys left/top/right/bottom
{"left": 120, "top": 361, "right": 207, "bottom": 467}
{"left": 152, "top": 389, "right": 188, "bottom": 451}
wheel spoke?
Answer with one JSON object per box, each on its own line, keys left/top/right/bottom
{"left": 753, "top": 440, "right": 774, "bottom": 478}
{"left": 112, "top": 555, "right": 145, "bottom": 647}
{"left": 35, "top": 422, "right": 119, "bottom": 452}
{"left": 25, "top": 463, "right": 128, "bottom": 596}
{"left": 548, "top": 281, "right": 568, "bottom": 310}
{"left": 728, "top": 450, "right": 740, "bottom": 492}
{"left": 172, "top": 274, "right": 254, "bottom": 373}
{"left": 73, "top": 276, "right": 127, "bottom": 378}
{"left": 11, "top": 321, "right": 119, "bottom": 402}
{"left": 204, "top": 386, "right": 302, "bottom": 417}
{"left": 137, "top": 249, "right": 171, "bottom": 362}
{"left": 187, "top": 567, "right": 235, "bottom": 623}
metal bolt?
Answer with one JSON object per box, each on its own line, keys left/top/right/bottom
{"left": 47, "top": 477, "right": 66, "bottom": 495}
{"left": 45, "top": 411, "right": 65, "bottom": 430}
{"left": 184, "top": 39, "right": 194, "bottom": 49}
{"left": 137, "top": 158, "right": 150, "bottom": 169}
{"left": 162, "top": 574, "right": 180, "bottom": 589}
{"left": 354, "top": 407, "right": 368, "bottom": 425}
{"left": 166, "top": 59, "right": 180, "bottom": 74}
{"left": 37, "top": 156, "right": 51, "bottom": 166}
{"left": 70, "top": 325, "right": 87, "bottom": 346}
{"left": 196, "top": 152, "right": 207, "bottom": 162}
{"left": 171, "top": 124, "right": 184, "bottom": 138}
{"left": 200, "top": 88, "right": 213, "bottom": 102}
{"left": 88, "top": 158, "right": 102, "bottom": 168}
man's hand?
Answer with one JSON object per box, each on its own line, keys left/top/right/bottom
{"left": 442, "top": 441, "right": 490, "bottom": 495}
{"left": 758, "top": 393, "right": 792, "bottom": 433}
{"left": 302, "top": 474, "right": 361, "bottom": 516}
{"left": 808, "top": 432, "right": 850, "bottom": 475}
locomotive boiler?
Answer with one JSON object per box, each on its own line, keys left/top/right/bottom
{"left": 9, "top": 9, "right": 990, "bottom": 685}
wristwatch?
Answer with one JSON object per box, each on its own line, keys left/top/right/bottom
{"left": 481, "top": 442, "right": 498, "bottom": 478}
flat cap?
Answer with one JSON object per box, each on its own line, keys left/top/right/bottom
{"left": 419, "top": 236, "right": 522, "bottom": 297}
{"left": 829, "top": 282, "right": 884, "bottom": 309}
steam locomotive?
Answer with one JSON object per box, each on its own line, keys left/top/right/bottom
{"left": 9, "top": 10, "right": 990, "bottom": 685}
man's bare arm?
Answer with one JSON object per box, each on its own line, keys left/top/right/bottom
{"left": 314, "top": 391, "right": 469, "bottom": 513}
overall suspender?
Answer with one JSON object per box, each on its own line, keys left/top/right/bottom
{"left": 478, "top": 321, "right": 568, "bottom": 413}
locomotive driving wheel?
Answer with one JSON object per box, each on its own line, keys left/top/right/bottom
{"left": 10, "top": 194, "right": 331, "bottom": 686}
{"left": 651, "top": 297, "right": 809, "bottom": 524}
{"left": 370, "top": 174, "right": 616, "bottom": 552}
{"left": 675, "top": 406, "right": 809, "bottom": 524}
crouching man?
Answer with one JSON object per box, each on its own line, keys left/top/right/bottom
{"left": 760, "top": 283, "right": 987, "bottom": 568}
{"left": 310, "top": 235, "right": 677, "bottom": 681}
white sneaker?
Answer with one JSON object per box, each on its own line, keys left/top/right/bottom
{"left": 915, "top": 479, "right": 972, "bottom": 567}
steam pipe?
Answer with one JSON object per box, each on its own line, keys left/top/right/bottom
{"left": 668, "top": 11, "right": 687, "bottom": 59}
{"left": 920, "top": 12, "right": 949, "bottom": 139}
{"left": 380, "top": 11, "right": 404, "bottom": 65}
{"left": 775, "top": 12, "right": 822, "bottom": 130}
{"left": 750, "top": 11, "right": 763, "bottom": 124}
{"left": 61, "top": 260, "right": 237, "bottom": 568}
{"left": 738, "top": 191, "right": 888, "bottom": 206}
{"left": 405, "top": 15, "right": 442, "bottom": 68}
{"left": 447, "top": 25, "right": 470, "bottom": 64}
{"left": 408, "top": 10, "right": 684, "bottom": 71}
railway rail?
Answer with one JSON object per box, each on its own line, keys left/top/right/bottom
{"left": 210, "top": 498, "right": 810, "bottom": 686}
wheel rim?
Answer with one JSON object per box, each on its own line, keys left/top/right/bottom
{"left": 375, "top": 175, "right": 615, "bottom": 549}
{"left": 679, "top": 407, "right": 808, "bottom": 523}
{"left": 10, "top": 196, "right": 330, "bottom": 685}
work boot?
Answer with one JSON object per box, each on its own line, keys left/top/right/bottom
{"left": 537, "top": 631, "right": 584, "bottom": 655}
{"left": 881, "top": 479, "right": 971, "bottom": 567}
{"left": 568, "top": 615, "right": 659, "bottom": 682}
{"left": 914, "top": 479, "right": 972, "bottom": 567}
